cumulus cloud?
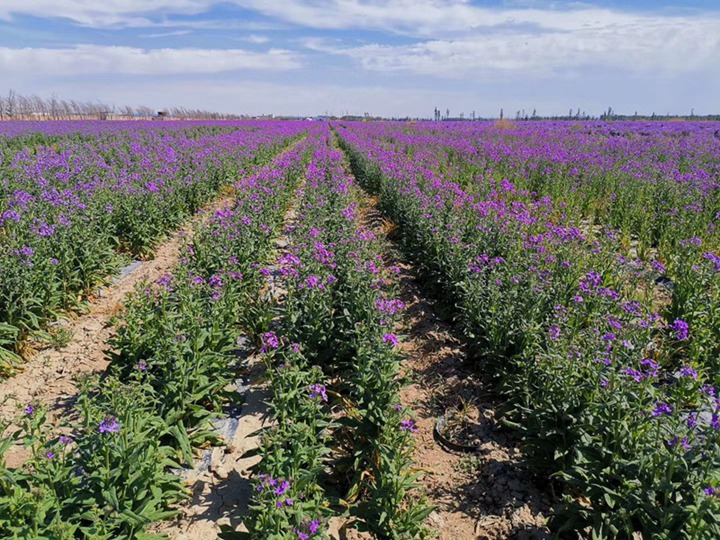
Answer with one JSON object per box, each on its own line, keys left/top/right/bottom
{"left": 227, "top": 0, "right": 720, "bottom": 38}
{"left": 237, "top": 34, "right": 271, "bottom": 44}
{"left": 308, "top": 19, "right": 720, "bottom": 78}
{"left": 296, "top": 2, "right": 720, "bottom": 79}
{"left": 0, "top": 0, "right": 211, "bottom": 27}
{"left": 142, "top": 30, "right": 193, "bottom": 38}
{"left": 6, "top": 1, "right": 717, "bottom": 79}
{"left": 0, "top": 45, "right": 301, "bottom": 77}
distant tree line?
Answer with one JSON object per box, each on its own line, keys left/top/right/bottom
{"left": 0, "top": 90, "right": 243, "bottom": 120}
{"left": 431, "top": 106, "right": 720, "bottom": 122}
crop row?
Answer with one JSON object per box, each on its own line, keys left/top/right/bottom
{"left": 0, "top": 122, "right": 305, "bottom": 371}
{"left": 0, "top": 139, "right": 309, "bottom": 538}
{"left": 336, "top": 122, "right": 720, "bottom": 539}
{"left": 243, "top": 125, "right": 430, "bottom": 539}
{"left": 372, "top": 121, "right": 720, "bottom": 259}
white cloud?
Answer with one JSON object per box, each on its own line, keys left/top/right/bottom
{"left": 4, "top": 0, "right": 715, "bottom": 37}
{"left": 313, "top": 23, "right": 720, "bottom": 78}
{"left": 7, "top": 1, "right": 717, "bottom": 79}
{"left": 227, "top": 0, "right": 720, "bottom": 38}
{"left": 0, "top": 45, "right": 301, "bottom": 77}
{"left": 237, "top": 34, "right": 270, "bottom": 44}
{"left": 0, "top": 1, "right": 211, "bottom": 27}
{"left": 142, "top": 30, "right": 193, "bottom": 38}
{"left": 297, "top": 3, "right": 720, "bottom": 79}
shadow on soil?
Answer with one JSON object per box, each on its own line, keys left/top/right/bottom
{"left": 393, "top": 244, "right": 554, "bottom": 540}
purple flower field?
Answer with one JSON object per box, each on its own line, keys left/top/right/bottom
{"left": 2, "top": 118, "right": 720, "bottom": 538}
{"left": 0, "top": 120, "right": 305, "bottom": 367}
{"left": 338, "top": 119, "right": 720, "bottom": 538}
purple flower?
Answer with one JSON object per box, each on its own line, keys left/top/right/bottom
{"left": 25, "top": 404, "right": 35, "bottom": 415}
{"left": 16, "top": 246, "right": 34, "bottom": 258}
{"left": 640, "top": 358, "right": 659, "bottom": 378}
{"left": 45, "top": 452, "right": 55, "bottom": 460}
{"left": 620, "top": 368, "right": 643, "bottom": 383}
{"left": 705, "top": 487, "right": 716, "bottom": 496}
{"left": 256, "top": 474, "right": 270, "bottom": 491}
{"left": 295, "top": 518, "right": 321, "bottom": 539}
{"left": 137, "top": 360, "right": 148, "bottom": 372}
{"left": 375, "top": 298, "right": 405, "bottom": 315}
{"left": 274, "top": 480, "right": 290, "bottom": 497}
{"left": 156, "top": 274, "right": 172, "bottom": 287}
{"left": 98, "top": 416, "right": 121, "bottom": 434}
{"left": 548, "top": 326, "right": 561, "bottom": 341}
{"left": 652, "top": 402, "right": 673, "bottom": 417}
{"left": 309, "top": 384, "right": 328, "bottom": 403}
{"left": 703, "top": 252, "right": 720, "bottom": 272}
{"left": 260, "top": 332, "right": 280, "bottom": 352}
{"left": 59, "top": 436, "right": 72, "bottom": 445}
{"left": 400, "top": 419, "right": 418, "bottom": 433}
{"left": 669, "top": 319, "right": 689, "bottom": 341}
{"left": 651, "top": 260, "right": 666, "bottom": 274}
{"left": 383, "top": 333, "right": 398, "bottom": 347}
{"left": 0, "top": 209, "right": 22, "bottom": 223}
{"left": 304, "top": 275, "right": 324, "bottom": 290}
{"left": 679, "top": 366, "right": 698, "bottom": 380}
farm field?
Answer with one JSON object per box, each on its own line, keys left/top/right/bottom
{"left": 1, "top": 119, "right": 720, "bottom": 540}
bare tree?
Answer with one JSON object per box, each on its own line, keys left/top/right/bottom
{"left": 6, "top": 90, "right": 17, "bottom": 118}
{"left": 0, "top": 89, "right": 243, "bottom": 121}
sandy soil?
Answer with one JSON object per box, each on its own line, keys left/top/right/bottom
{"left": 156, "top": 175, "right": 306, "bottom": 540}
{"left": 358, "top": 194, "right": 552, "bottom": 540}
{"left": 152, "top": 358, "right": 271, "bottom": 540}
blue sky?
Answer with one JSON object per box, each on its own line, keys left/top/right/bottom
{"left": 1, "top": 1, "right": 718, "bottom": 117}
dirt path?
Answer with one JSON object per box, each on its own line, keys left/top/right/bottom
{"left": 356, "top": 195, "right": 552, "bottom": 539}
{"left": 152, "top": 357, "right": 270, "bottom": 540}
{"left": 156, "top": 179, "right": 306, "bottom": 540}
{"left": 0, "top": 192, "right": 237, "bottom": 466}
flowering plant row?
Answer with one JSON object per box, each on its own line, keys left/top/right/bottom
{"left": 0, "top": 122, "right": 306, "bottom": 371}
{"left": 243, "top": 126, "right": 431, "bottom": 539}
{"left": 336, "top": 121, "right": 720, "bottom": 539}
{"left": 0, "top": 137, "right": 308, "bottom": 539}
